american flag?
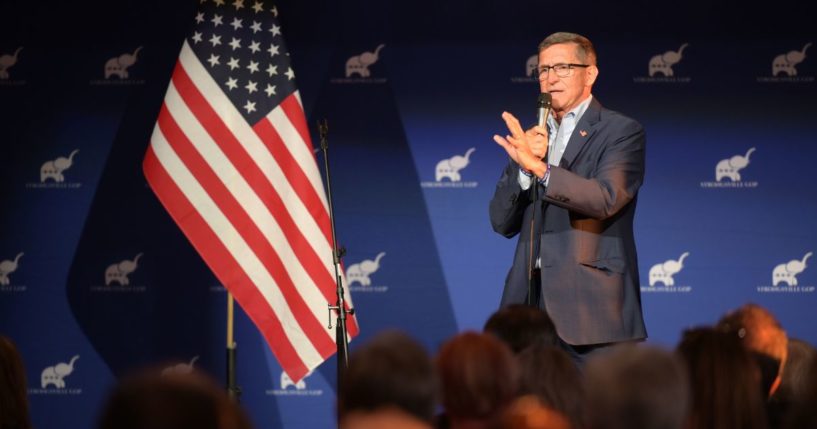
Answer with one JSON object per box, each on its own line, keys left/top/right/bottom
{"left": 143, "top": 0, "right": 359, "bottom": 382}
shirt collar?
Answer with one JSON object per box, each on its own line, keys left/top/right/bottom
{"left": 548, "top": 94, "right": 593, "bottom": 129}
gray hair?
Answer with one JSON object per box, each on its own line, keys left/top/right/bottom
{"left": 584, "top": 345, "right": 690, "bottom": 429}
{"left": 538, "top": 32, "right": 597, "bottom": 65}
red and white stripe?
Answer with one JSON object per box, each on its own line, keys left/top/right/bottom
{"left": 143, "top": 41, "right": 359, "bottom": 382}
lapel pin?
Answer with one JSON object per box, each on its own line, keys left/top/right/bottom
{"left": 579, "top": 130, "right": 588, "bottom": 137}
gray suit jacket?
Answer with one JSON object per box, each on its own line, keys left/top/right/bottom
{"left": 489, "top": 98, "right": 647, "bottom": 345}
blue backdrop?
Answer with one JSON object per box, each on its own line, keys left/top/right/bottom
{"left": 2, "top": 1, "right": 816, "bottom": 428}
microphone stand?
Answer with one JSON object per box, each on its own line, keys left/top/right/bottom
{"left": 317, "top": 119, "right": 354, "bottom": 387}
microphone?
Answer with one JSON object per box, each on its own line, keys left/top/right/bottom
{"left": 537, "top": 92, "right": 552, "bottom": 128}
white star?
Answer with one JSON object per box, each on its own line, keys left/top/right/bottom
{"left": 285, "top": 67, "right": 294, "bottom": 80}
{"left": 214, "top": 0, "right": 225, "bottom": 5}
{"left": 266, "top": 64, "right": 278, "bottom": 76}
{"left": 191, "top": 31, "right": 203, "bottom": 43}
{"left": 207, "top": 54, "right": 220, "bottom": 67}
{"left": 227, "top": 57, "right": 240, "bottom": 70}
{"left": 245, "top": 80, "right": 258, "bottom": 94}
{"left": 211, "top": 14, "right": 223, "bottom": 26}
{"left": 247, "top": 60, "right": 259, "bottom": 73}
{"left": 250, "top": 21, "right": 262, "bottom": 33}
{"left": 233, "top": 0, "right": 245, "bottom": 10}
{"left": 209, "top": 34, "right": 222, "bottom": 47}
{"left": 243, "top": 100, "right": 256, "bottom": 113}
{"left": 271, "top": 6, "right": 278, "bottom": 16}
{"left": 230, "top": 17, "right": 243, "bottom": 30}
{"left": 267, "top": 44, "right": 279, "bottom": 57}
{"left": 248, "top": 40, "right": 261, "bottom": 54}
{"left": 225, "top": 77, "right": 238, "bottom": 90}
{"left": 269, "top": 24, "right": 281, "bottom": 36}
{"left": 264, "top": 84, "right": 276, "bottom": 97}
{"left": 229, "top": 37, "right": 241, "bottom": 50}
{"left": 195, "top": 12, "right": 205, "bottom": 23}
{"left": 252, "top": 1, "right": 264, "bottom": 13}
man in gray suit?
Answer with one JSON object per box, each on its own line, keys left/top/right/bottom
{"left": 490, "top": 32, "right": 647, "bottom": 362}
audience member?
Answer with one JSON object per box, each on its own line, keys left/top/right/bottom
{"left": 782, "top": 353, "right": 817, "bottom": 429}
{"left": 716, "top": 303, "right": 788, "bottom": 397}
{"left": 0, "top": 336, "right": 32, "bottom": 429}
{"left": 583, "top": 345, "right": 689, "bottom": 429}
{"left": 769, "top": 338, "right": 817, "bottom": 429}
{"left": 484, "top": 305, "right": 559, "bottom": 354}
{"left": 338, "top": 331, "right": 437, "bottom": 429}
{"left": 677, "top": 327, "right": 767, "bottom": 429}
{"left": 436, "top": 332, "right": 519, "bottom": 429}
{"left": 516, "top": 344, "right": 583, "bottom": 429}
{"left": 96, "top": 368, "right": 251, "bottom": 429}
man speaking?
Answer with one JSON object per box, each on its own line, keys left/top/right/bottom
{"left": 489, "top": 32, "right": 647, "bottom": 362}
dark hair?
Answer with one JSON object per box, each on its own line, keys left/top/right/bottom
{"left": 96, "top": 369, "right": 251, "bottom": 429}
{"left": 484, "top": 305, "right": 558, "bottom": 354}
{"left": 517, "top": 344, "right": 583, "bottom": 429}
{"left": 783, "top": 353, "right": 817, "bottom": 429}
{"left": 436, "top": 332, "right": 519, "bottom": 420}
{"left": 677, "top": 327, "right": 768, "bottom": 429}
{"left": 584, "top": 345, "right": 689, "bottom": 429}
{"left": 0, "top": 336, "right": 31, "bottom": 429}
{"left": 774, "top": 338, "right": 817, "bottom": 402}
{"left": 338, "top": 331, "right": 437, "bottom": 423}
{"left": 538, "top": 32, "right": 597, "bottom": 66}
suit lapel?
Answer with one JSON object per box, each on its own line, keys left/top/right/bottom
{"left": 560, "top": 97, "right": 602, "bottom": 169}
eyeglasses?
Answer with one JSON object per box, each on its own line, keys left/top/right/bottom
{"left": 537, "top": 63, "right": 590, "bottom": 79}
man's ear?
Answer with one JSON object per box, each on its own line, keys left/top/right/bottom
{"left": 586, "top": 65, "right": 599, "bottom": 87}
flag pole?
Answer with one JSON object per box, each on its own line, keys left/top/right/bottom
{"left": 318, "top": 119, "right": 354, "bottom": 386}
{"left": 226, "top": 292, "right": 241, "bottom": 401}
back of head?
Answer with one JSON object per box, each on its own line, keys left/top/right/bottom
{"left": 96, "top": 369, "right": 251, "bottom": 429}
{"left": 436, "top": 331, "right": 519, "bottom": 421}
{"left": 0, "top": 336, "right": 31, "bottom": 429}
{"left": 584, "top": 345, "right": 689, "bottom": 429}
{"left": 677, "top": 327, "right": 767, "bottom": 429}
{"left": 484, "top": 305, "right": 558, "bottom": 354}
{"left": 338, "top": 331, "right": 437, "bottom": 425}
{"left": 783, "top": 353, "right": 817, "bottom": 429}
{"left": 774, "top": 338, "right": 817, "bottom": 402}
{"left": 499, "top": 396, "right": 572, "bottom": 429}
{"left": 716, "top": 303, "right": 788, "bottom": 396}
{"left": 516, "top": 344, "right": 583, "bottom": 429}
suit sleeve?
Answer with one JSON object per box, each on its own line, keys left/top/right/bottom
{"left": 489, "top": 159, "right": 528, "bottom": 238}
{"left": 544, "top": 121, "right": 646, "bottom": 220}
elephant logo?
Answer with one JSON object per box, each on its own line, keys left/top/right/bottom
{"left": 436, "top": 148, "right": 476, "bottom": 182}
{"left": 345, "top": 44, "right": 384, "bottom": 78}
{"left": 105, "top": 46, "right": 142, "bottom": 79}
{"left": 648, "top": 43, "right": 688, "bottom": 77}
{"left": 280, "top": 370, "right": 312, "bottom": 390}
{"left": 40, "top": 150, "right": 79, "bottom": 183}
{"left": 772, "top": 252, "right": 812, "bottom": 287}
{"left": 715, "top": 148, "right": 755, "bottom": 182}
{"left": 526, "top": 54, "right": 538, "bottom": 78}
{"left": 0, "top": 47, "right": 22, "bottom": 80}
{"left": 0, "top": 252, "right": 23, "bottom": 286}
{"left": 648, "top": 252, "right": 689, "bottom": 287}
{"left": 41, "top": 355, "right": 79, "bottom": 389}
{"left": 105, "top": 253, "right": 143, "bottom": 286}
{"left": 162, "top": 356, "right": 199, "bottom": 376}
{"left": 772, "top": 43, "right": 811, "bottom": 77}
{"left": 346, "top": 252, "right": 385, "bottom": 287}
